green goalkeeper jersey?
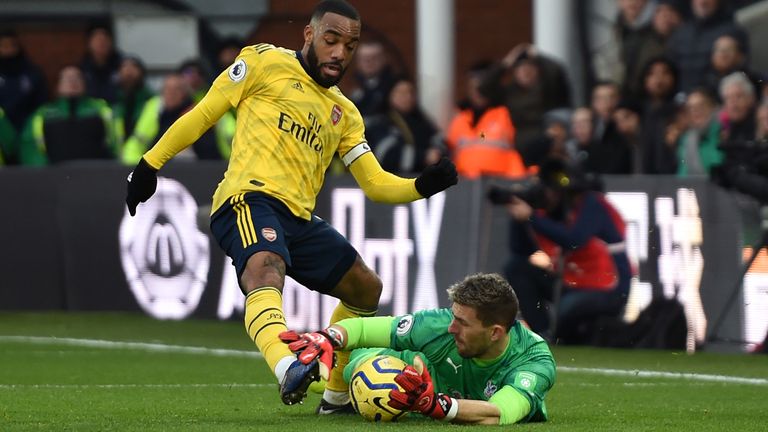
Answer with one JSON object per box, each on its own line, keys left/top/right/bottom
{"left": 343, "top": 308, "right": 556, "bottom": 422}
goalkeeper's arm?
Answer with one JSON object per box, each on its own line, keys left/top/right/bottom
{"left": 452, "top": 386, "right": 531, "bottom": 425}
{"left": 389, "top": 357, "right": 531, "bottom": 425}
{"left": 307, "top": 318, "right": 533, "bottom": 424}
{"left": 391, "top": 364, "right": 530, "bottom": 425}
{"left": 332, "top": 317, "right": 532, "bottom": 425}
{"left": 142, "top": 87, "right": 231, "bottom": 170}
{"left": 327, "top": 316, "right": 395, "bottom": 350}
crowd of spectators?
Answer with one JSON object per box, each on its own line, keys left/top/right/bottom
{"left": 579, "top": 0, "right": 764, "bottom": 178}
{"left": 0, "top": 0, "right": 766, "bottom": 179}
{"left": 355, "top": 0, "right": 766, "bottom": 181}
{"left": 0, "top": 24, "right": 240, "bottom": 167}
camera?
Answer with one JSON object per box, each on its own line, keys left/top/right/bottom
{"left": 488, "top": 158, "right": 603, "bottom": 208}
{"left": 487, "top": 182, "right": 547, "bottom": 208}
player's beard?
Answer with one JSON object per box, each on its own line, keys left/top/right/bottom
{"left": 455, "top": 334, "right": 491, "bottom": 359}
{"left": 454, "top": 336, "right": 474, "bottom": 358}
{"left": 306, "top": 42, "right": 345, "bottom": 88}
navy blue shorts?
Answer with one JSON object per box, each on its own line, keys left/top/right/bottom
{"left": 210, "top": 192, "right": 358, "bottom": 294}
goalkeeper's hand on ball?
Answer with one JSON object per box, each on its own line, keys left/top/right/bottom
{"left": 279, "top": 328, "right": 344, "bottom": 381}
{"left": 387, "top": 356, "right": 458, "bottom": 421}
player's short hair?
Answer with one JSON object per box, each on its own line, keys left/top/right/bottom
{"left": 447, "top": 273, "right": 518, "bottom": 331}
{"left": 310, "top": 0, "right": 360, "bottom": 25}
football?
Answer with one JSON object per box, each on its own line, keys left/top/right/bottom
{"left": 348, "top": 354, "right": 409, "bottom": 422}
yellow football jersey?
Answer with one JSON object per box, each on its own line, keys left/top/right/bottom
{"left": 211, "top": 44, "right": 366, "bottom": 219}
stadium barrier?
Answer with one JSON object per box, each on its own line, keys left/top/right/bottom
{"left": 1, "top": 162, "right": 765, "bottom": 348}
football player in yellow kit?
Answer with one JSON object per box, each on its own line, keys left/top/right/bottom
{"left": 124, "top": 0, "right": 457, "bottom": 413}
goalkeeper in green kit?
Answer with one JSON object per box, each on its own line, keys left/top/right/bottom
{"left": 280, "top": 273, "right": 555, "bottom": 424}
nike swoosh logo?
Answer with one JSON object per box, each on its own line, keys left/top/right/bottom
{"left": 250, "top": 179, "right": 265, "bottom": 187}
{"left": 371, "top": 397, "right": 398, "bottom": 414}
{"left": 317, "top": 403, "right": 354, "bottom": 415}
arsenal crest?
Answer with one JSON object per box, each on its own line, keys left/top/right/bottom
{"left": 331, "top": 104, "right": 343, "bottom": 125}
{"left": 261, "top": 227, "right": 277, "bottom": 242}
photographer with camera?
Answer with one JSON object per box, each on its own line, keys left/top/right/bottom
{"left": 490, "top": 158, "right": 632, "bottom": 344}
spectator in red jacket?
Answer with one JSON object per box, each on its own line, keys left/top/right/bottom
{"left": 502, "top": 159, "right": 631, "bottom": 343}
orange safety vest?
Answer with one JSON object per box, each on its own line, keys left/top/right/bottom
{"left": 446, "top": 106, "right": 526, "bottom": 179}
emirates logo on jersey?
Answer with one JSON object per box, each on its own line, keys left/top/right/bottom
{"left": 331, "top": 104, "right": 342, "bottom": 125}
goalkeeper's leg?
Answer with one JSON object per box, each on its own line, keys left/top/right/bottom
{"left": 321, "top": 258, "right": 381, "bottom": 412}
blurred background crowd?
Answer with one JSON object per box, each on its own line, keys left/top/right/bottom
{"left": 1, "top": 0, "right": 766, "bottom": 186}
{"left": 2, "top": 0, "right": 768, "bottom": 351}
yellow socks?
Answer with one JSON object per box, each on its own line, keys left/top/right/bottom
{"left": 243, "top": 289, "right": 377, "bottom": 396}
{"left": 325, "top": 301, "right": 376, "bottom": 394}
{"left": 244, "top": 288, "right": 294, "bottom": 380}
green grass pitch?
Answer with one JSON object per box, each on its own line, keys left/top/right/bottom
{"left": 1, "top": 312, "right": 765, "bottom": 431}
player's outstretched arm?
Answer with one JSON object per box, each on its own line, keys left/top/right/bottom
{"left": 124, "top": 88, "right": 231, "bottom": 216}
{"left": 279, "top": 328, "right": 345, "bottom": 381}
{"left": 348, "top": 152, "right": 457, "bottom": 203}
{"left": 142, "top": 88, "right": 231, "bottom": 169}
{"left": 278, "top": 317, "right": 394, "bottom": 378}
{"left": 448, "top": 399, "right": 503, "bottom": 425}
{"left": 389, "top": 361, "right": 529, "bottom": 425}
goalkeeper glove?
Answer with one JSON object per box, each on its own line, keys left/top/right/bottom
{"left": 279, "top": 328, "right": 344, "bottom": 381}
{"left": 415, "top": 157, "right": 458, "bottom": 198}
{"left": 388, "top": 358, "right": 458, "bottom": 421}
{"left": 125, "top": 158, "right": 158, "bottom": 216}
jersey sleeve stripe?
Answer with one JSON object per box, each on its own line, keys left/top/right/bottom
{"left": 254, "top": 43, "right": 273, "bottom": 54}
{"left": 341, "top": 142, "right": 371, "bottom": 167}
